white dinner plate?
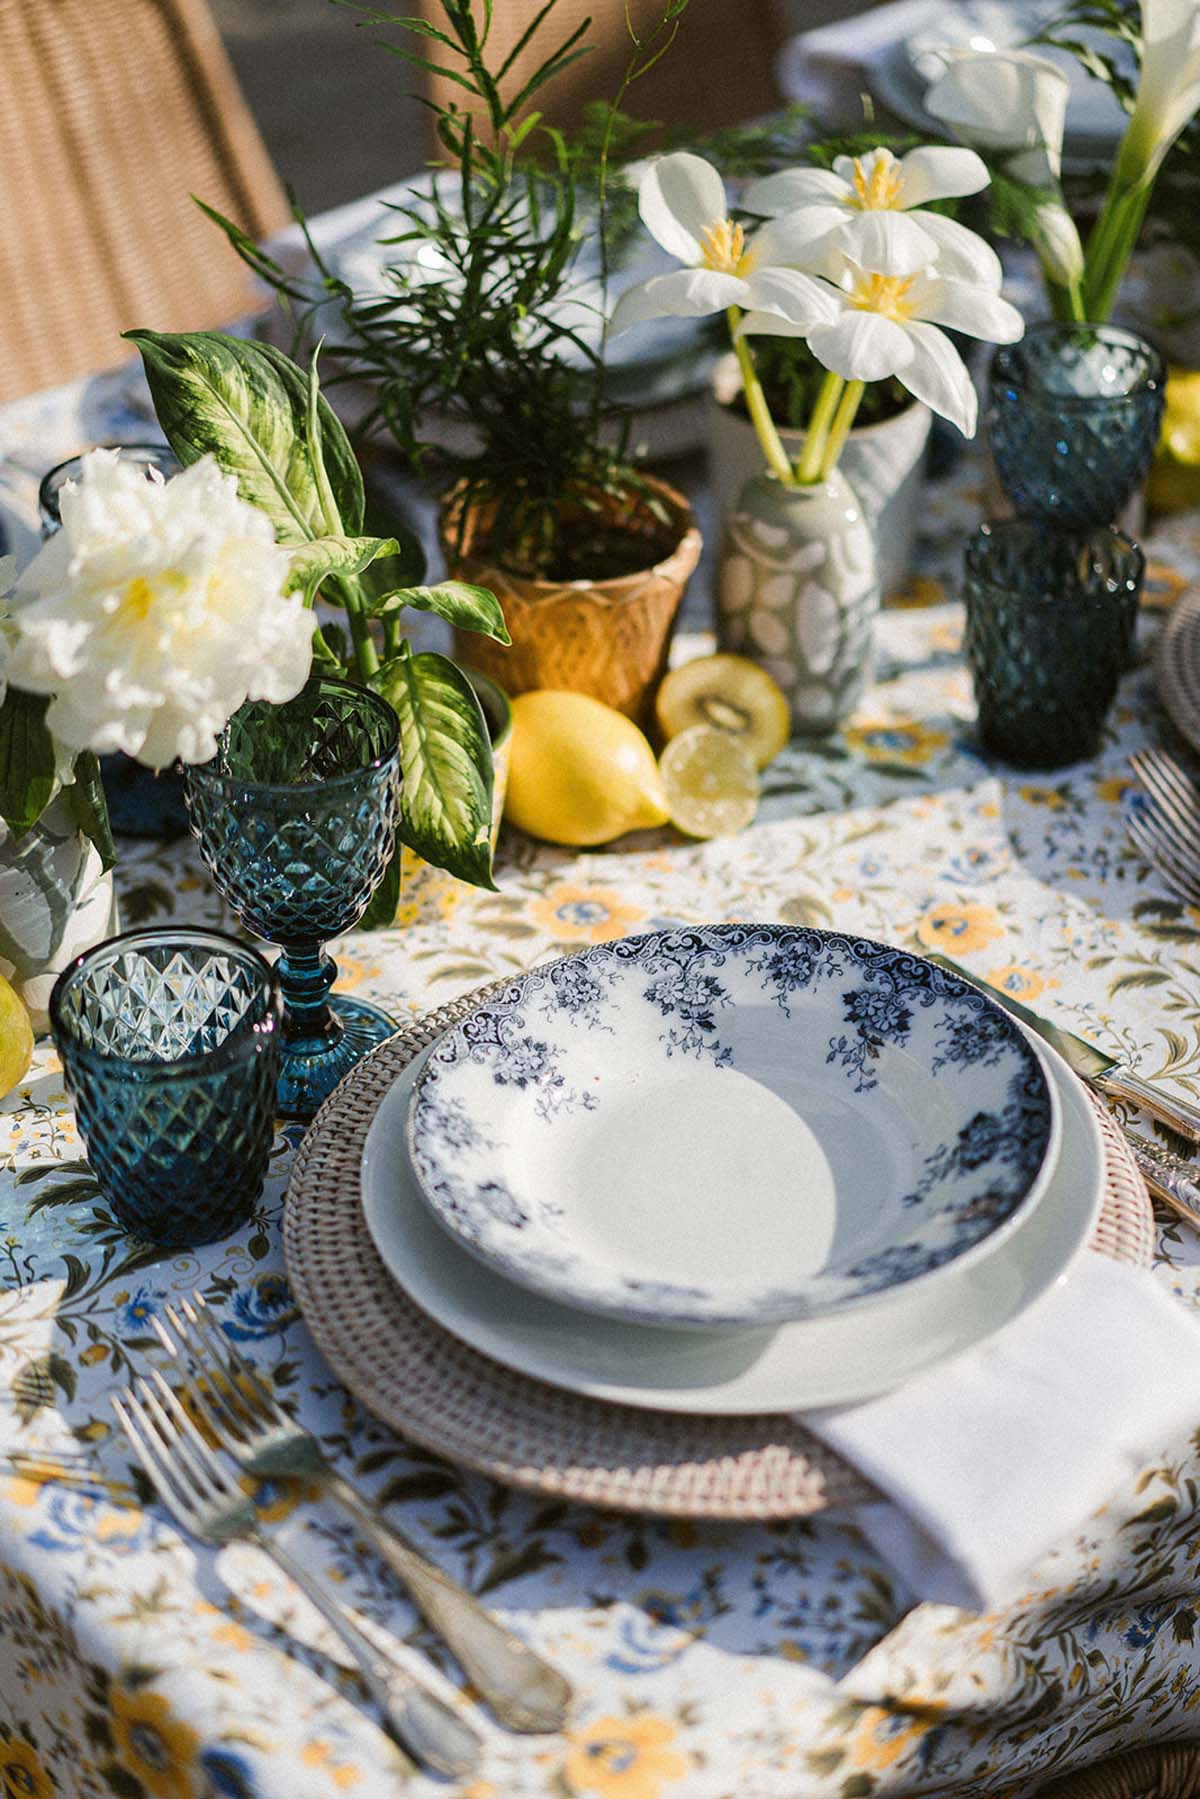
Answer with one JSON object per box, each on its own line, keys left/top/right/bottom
{"left": 405, "top": 928, "right": 1059, "bottom": 1329}
{"left": 361, "top": 1026, "right": 1102, "bottom": 1414}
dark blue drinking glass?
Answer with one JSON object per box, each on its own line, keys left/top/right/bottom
{"left": 184, "top": 674, "right": 401, "bottom": 1121}
{"left": 962, "top": 520, "right": 1144, "bottom": 769}
{"left": 50, "top": 928, "right": 281, "bottom": 1246}
{"left": 988, "top": 323, "right": 1165, "bottom": 528}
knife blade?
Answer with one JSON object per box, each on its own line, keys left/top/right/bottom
{"left": 924, "top": 953, "right": 1200, "bottom": 1144}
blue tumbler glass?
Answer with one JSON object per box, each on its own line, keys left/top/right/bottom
{"left": 184, "top": 674, "right": 401, "bottom": 1121}
{"left": 50, "top": 928, "right": 281, "bottom": 1246}
{"left": 988, "top": 323, "right": 1165, "bottom": 528}
{"left": 962, "top": 519, "right": 1144, "bottom": 769}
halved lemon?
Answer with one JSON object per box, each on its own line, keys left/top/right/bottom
{"left": 0, "top": 974, "right": 34, "bottom": 1099}
{"left": 655, "top": 654, "right": 789, "bottom": 769}
{"left": 660, "top": 725, "right": 759, "bottom": 839}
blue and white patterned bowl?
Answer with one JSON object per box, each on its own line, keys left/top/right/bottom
{"left": 406, "top": 926, "right": 1060, "bottom": 1329}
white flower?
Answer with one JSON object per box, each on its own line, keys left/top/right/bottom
{"left": 607, "top": 151, "right": 840, "bottom": 337}
{"left": 923, "top": 48, "right": 1085, "bottom": 290}
{"left": 743, "top": 145, "right": 1001, "bottom": 288}
{"left": 1121, "top": 0, "right": 1200, "bottom": 183}
{"left": 0, "top": 554, "right": 15, "bottom": 709}
{"left": 740, "top": 258, "right": 1024, "bottom": 438}
{"left": 6, "top": 450, "right": 314, "bottom": 769}
{"left": 924, "top": 47, "right": 1070, "bottom": 186}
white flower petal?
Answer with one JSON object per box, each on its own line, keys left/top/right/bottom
{"left": 894, "top": 318, "right": 977, "bottom": 436}
{"left": 742, "top": 266, "right": 843, "bottom": 325}
{"left": 1125, "top": 0, "right": 1200, "bottom": 178}
{"left": 607, "top": 267, "right": 749, "bottom": 335}
{"left": 895, "top": 145, "right": 991, "bottom": 206}
{"left": 908, "top": 209, "right": 1003, "bottom": 289}
{"left": 924, "top": 48, "right": 1069, "bottom": 177}
{"left": 1032, "top": 202, "right": 1085, "bottom": 286}
{"left": 638, "top": 151, "right": 727, "bottom": 265}
{"left": 907, "top": 272, "right": 1025, "bottom": 342}
{"left": 737, "top": 310, "right": 825, "bottom": 341}
{"left": 805, "top": 310, "right": 916, "bottom": 382}
{"left": 742, "top": 167, "right": 851, "bottom": 216}
{"left": 835, "top": 210, "right": 940, "bottom": 277}
{"left": 752, "top": 207, "right": 852, "bottom": 270}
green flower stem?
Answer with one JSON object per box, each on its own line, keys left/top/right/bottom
{"left": 796, "top": 370, "right": 845, "bottom": 486}
{"left": 329, "top": 575, "right": 380, "bottom": 682}
{"left": 819, "top": 379, "right": 866, "bottom": 481}
{"left": 727, "top": 308, "right": 794, "bottom": 487}
{"left": 1082, "top": 167, "right": 1153, "bottom": 323}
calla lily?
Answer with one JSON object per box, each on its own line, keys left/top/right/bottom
{"left": 743, "top": 145, "right": 1001, "bottom": 289}
{"left": 1120, "top": 0, "right": 1200, "bottom": 183}
{"left": 924, "top": 48, "right": 1085, "bottom": 298}
{"left": 740, "top": 259, "right": 1025, "bottom": 439}
{"left": 606, "top": 151, "right": 840, "bottom": 338}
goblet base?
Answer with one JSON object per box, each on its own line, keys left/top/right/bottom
{"left": 278, "top": 995, "right": 397, "bottom": 1121}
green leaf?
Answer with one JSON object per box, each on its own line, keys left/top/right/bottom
{"left": 124, "top": 330, "right": 365, "bottom": 542}
{"left": 363, "top": 579, "right": 511, "bottom": 643}
{"left": 0, "top": 690, "right": 58, "bottom": 836}
{"left": 10, "top": 1352, "right": 76, "bottom": 1424}
{"left": 371, "top": 650, "right": 496, "bottom": 889}
{"left": 359, "top": 837, "right": 403, "bottom": 931}
{"left": 66, "top": 752, "right": 117, "bottom": 872}
{"left": 286, "top": 535, "right": 403, "bottom": 605}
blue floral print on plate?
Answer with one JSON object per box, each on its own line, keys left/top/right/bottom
{"left": 405, "top": 926, "right": 1060, "bottom": 1329}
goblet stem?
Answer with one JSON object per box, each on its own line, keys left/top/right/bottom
{"left": 277, "top": 947, "right": 343, "bottom": 1052}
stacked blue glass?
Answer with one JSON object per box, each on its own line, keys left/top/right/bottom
{"left": 185, "top": 673, "right": 402, "bottom": 1121}
{"left": 968, "top": 323, "right": 1161, "bottom": 767}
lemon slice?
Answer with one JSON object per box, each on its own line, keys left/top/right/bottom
{"left": 505, "top": 690, "right": 669, "bottom": 847}
{"left": 656, "top": 654, "right": 789, "bottom": 769}
{"left": 660, "top": 725, "right": 759, "bottom": 839}
{"left": 0, "top": 974, "right": 34, "bottom": 1099}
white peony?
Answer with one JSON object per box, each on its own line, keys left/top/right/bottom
{"left": 6, "top": 450, "right": 314, "bottom": 769}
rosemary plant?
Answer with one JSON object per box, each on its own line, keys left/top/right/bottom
{"left": 209, "top": 0, "right": 692, "bottom": 582}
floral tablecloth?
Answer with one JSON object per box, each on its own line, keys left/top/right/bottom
{"left": 4, "top": 357, "right": 1200, "bottom": 1799}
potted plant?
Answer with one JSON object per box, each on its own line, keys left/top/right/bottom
{"left": 205, "top": 0, "right": 701, "bottom": 727}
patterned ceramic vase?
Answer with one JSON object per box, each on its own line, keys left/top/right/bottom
{"left": 0, "top": 795, "right": 120, "bottom": 1035}
{"left": 717, "top": 470, "right": 880, "bottom": 736}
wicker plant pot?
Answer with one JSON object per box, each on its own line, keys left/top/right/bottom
{"left": 1034, "top": 1742, "right": 1200, "bottom": 1798}
{"left": 441, "top": 476, "right": 701, "bottom": 725}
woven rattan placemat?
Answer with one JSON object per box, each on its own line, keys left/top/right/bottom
{"left": 1155, "top": 588, "right": 1200, "bottom": 752}
{"left": 283, "top": 984, "right": 1155, "bottom": 1520}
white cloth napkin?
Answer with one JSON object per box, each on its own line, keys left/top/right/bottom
{"left": 776, "top": 0, "right": 936, "bottom": 115}
{"left": 802, "top": 1252, "right": 1200, "bottom": 1613}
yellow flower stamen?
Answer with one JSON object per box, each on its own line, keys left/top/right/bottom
{"left": 114, "top": 568, "right": 188, "bottom": 626}
{"left": 699, "top": 218, "right": 756, "bottom": 277}
{"left": 850, "top": 271, "right": 919, "bottom": 319}
{"left": 851, "top": 154, "right": 904, "bottom": 211}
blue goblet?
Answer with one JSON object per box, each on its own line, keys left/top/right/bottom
{"left": 185, "top": 674, "right": 401, "bottom": 1120}
{"left": 50, "top": 928, "right": 281, "bottom": 1246}
{"left": 988, "top": 323, "right": 1165, "bottom": 528}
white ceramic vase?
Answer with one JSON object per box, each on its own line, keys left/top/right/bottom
{"left": 717, "top": 469, "right": 880, "bottom": 737}
{"left": 707, "top": 353, "right": 932, "bottom": 599}
{"left": 0, "top": 794, "right": 119, "bottom": 1034}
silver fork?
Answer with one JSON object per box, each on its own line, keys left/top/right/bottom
{"left": 1127, "top": 804, "right": 1200, "bottom": 906}
{"left": 112, "top": 1377, "right": 482, "bottom": 1779}
{"left": 152, "top": 1293, "right": 571, "bottom": 1734}
{"left": 1131, "top": 749, "right": 1200, "bottom": 849}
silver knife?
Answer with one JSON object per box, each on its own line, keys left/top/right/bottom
{"left": 925, "top": 953, "right": 1200, "bottom": 1228}
{"left": 924, "top": 953, "right": 1200, "bottom": 1143}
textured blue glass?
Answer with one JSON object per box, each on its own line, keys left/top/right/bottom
{"left": 963, "top": 520, "right": 1144, "bottom": 769}
{"left": 988, "top": 324, "right": 1165, "bottom": 528}
{"left": 185, "top": 674, "right": 402, "bottom": 1121}
{"left": 50, "top": 928, "right": 281, "bottom": 1247}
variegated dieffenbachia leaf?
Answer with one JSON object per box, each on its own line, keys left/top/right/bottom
{"left": 360, "top": 579, "right": 511, "bottom": 643}
{"left": 371, "top": 648, "right": 496, "bottom": 891}
{"left": 286, "top": 535, "right": 404, "bottom": 605}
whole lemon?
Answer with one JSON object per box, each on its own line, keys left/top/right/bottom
{"left": 0, "top": 974, "right": 34, "bottom": 1099}
{"left": 505, "top": 690, "right": 669, "bottom": 846}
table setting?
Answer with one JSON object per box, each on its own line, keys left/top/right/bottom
{"left": 8, "top": 2, "right": 1200, "bottom": 1795}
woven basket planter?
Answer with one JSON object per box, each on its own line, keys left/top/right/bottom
{"left": 1034, "top": 1741, "right": 1200, "bottom": 1797}
{"left": 441, "top": 476, "right": 701, "bottom": 725}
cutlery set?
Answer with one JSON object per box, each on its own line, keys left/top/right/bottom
{"left": 100, "top": 1291, "right": 571, "bottom": 1777}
